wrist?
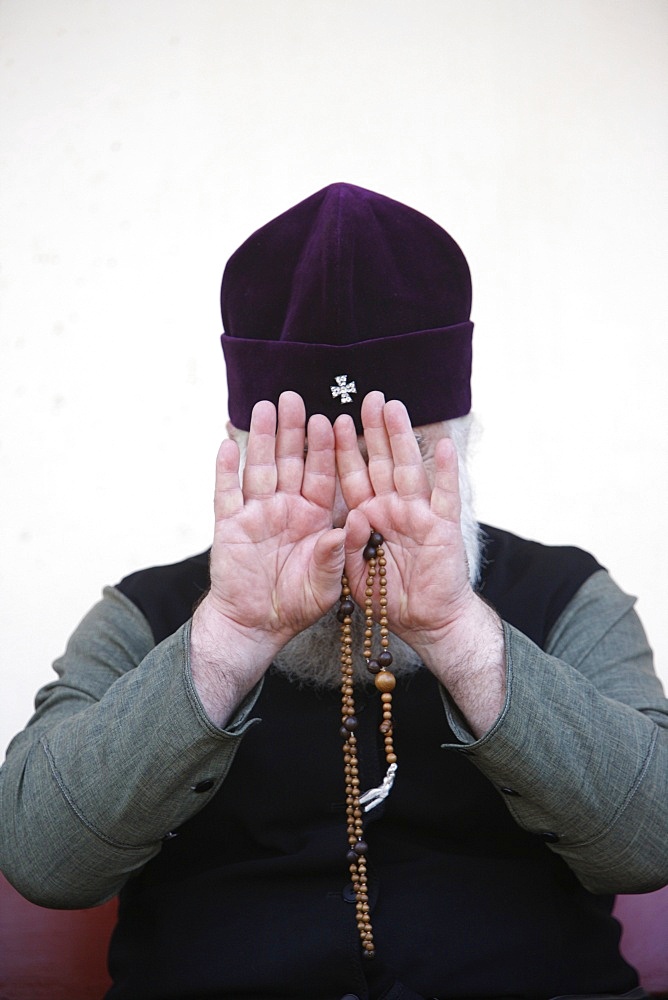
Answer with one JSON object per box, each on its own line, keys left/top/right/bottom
{"left": 189, "top": 595, "right": 279, "bottom": 728}
{"left": 416, "top": 594, "right": 507, "bottom": 738}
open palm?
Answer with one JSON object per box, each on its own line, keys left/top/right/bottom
{"left": 208, "top": 394, "right": 345, "bottom": 654}
{"left": 334, "top": 392, "right": 474, "bottom": 653}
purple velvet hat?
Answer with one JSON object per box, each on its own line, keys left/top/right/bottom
{"left": 221, "top": 183, "right": 473, "bottom": 432}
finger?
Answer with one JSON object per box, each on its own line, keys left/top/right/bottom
{"left": 343, "top": 506, "right": 373, "bottom": 557}
{"left": 333, "top": 412, "right": 373, "bottom": 509}
{"left": 309, "top": 527, "right": 346, "bottom": 611}
{"left": 383, "top": 399, "right": 431, "bottom": 500}
{"left": 342, "top": 509, "right": 383, "bottom": 602}
{"left": 275, "top": 391, "right": 307, "bottom": 494}
{"left": 242, "top": 400, "right": 278, "bottom": 499}
{"left": 302, "top": 413, "right": 336, "bottom": 510}
{"left": 361, "top": 391, "right": 395, "bottom": 495}
{"left": 430, "top": 436, "right": 461, "bottom": 522}
{"left": 213, "top": 439, "right": 243, "bottom": 521}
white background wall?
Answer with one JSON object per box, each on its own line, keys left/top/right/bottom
{"left": 1, "top": 0, "right": 666, "bottom": 755}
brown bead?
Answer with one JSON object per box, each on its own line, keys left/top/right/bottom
{"left": 339, "top": 549, "right": 397, "bottom": 960}
{"left": 374, "top": 671, "right": 396, "bottom": 692}
{"left": 339, "top": 597, "right": 355, "bottom": 615}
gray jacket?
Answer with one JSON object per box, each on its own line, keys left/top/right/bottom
{"left": 1, "top": 569, "right": 667, "bottom": 908}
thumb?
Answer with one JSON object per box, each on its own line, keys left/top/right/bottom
{"left": 309, "top": 528, "right": 347, "bottom": 608}
{"left": 344, "top": 508, "right": 373, "bottom": 557}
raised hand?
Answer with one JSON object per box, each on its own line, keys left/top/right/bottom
{"left": 210, "top": 392, "right": 345, "bottom": 637}
{"left": 191, "top": 391, "right": 345, "bottom": 726}
{"left": 334, "top": 391, "right": 505, "bottom": 736}
{"left": 334, "top": 391, "right": 471, "bottom": 643}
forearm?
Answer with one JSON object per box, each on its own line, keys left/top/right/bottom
{"left": 0, "top": 593, "right": 260, "bottom": 907}
{"left": 440, "top": 574, "right": 668, "bottom": 892}
{"left": 417, "top": 594, "right": 506, "bottom": 738}
{"left": 189, "top": 595, "right": 279, "bottom": 729}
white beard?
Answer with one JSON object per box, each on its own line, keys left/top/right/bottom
{"left": 272, "top": 444, "right": 483, "bottom": 691}
{"left": 271, "top": 601, "right": 423, "bottom": 690}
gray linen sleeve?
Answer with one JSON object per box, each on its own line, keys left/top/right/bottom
{"left": 441, "top": 570, "right": 668, "bottom": 894}
{"left": 0, "top": 586, "right": 261, "bottom": 908}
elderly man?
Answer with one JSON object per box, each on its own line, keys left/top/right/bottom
{"left": 1, "top": 183, "right": 667, "bottom": 1000}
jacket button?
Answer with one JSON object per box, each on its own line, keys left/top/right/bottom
{"left": 499, "top": 786, "right": 520, "bottom": 796}
{"left": 538, "top": 830, "right": 560, "bottom": 843}
{"left": 340, "top": 995, "right": 360, "bottom": 999}
{"left": 342, "top": 882, "right": 356, "bottom": 903}
{"left": 191, "top": 778, "right": 215, "bottom": 793}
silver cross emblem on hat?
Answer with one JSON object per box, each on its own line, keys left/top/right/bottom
{"left": 330, "top": 374, "right": 357, "bottom": 405}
